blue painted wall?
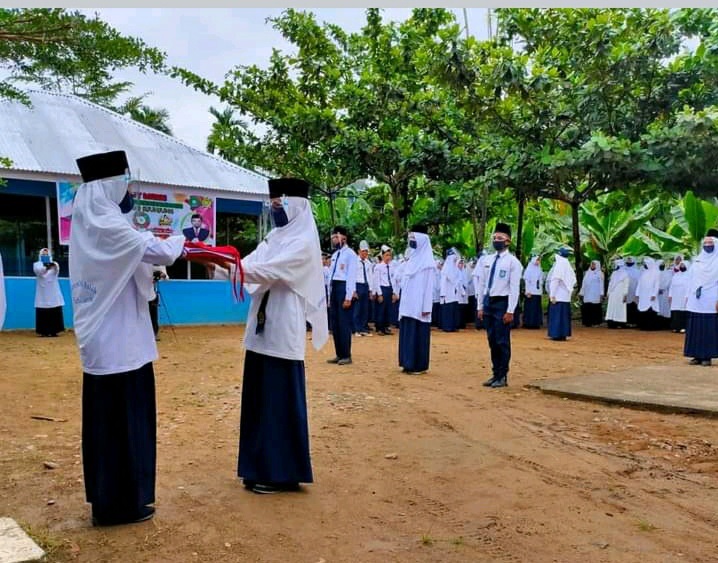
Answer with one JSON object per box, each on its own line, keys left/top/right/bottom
{"left": 3, "top": 278, "right": 250, "bottom": 330}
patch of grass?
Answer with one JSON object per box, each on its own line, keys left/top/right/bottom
{"left": 637, "top": 519, "right": 657, "bottom": 532}
{"left": 18, "top": 520, "right": 67, "bottom": 560}
{"left": 451, "top": 536, "right": 465, "bottom": 546}
{"left": 420, "top": 533, "right": 434, "bottom": 546}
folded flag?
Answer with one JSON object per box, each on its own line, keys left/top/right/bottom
{"left": 183, "top": 241, "right": 244, "bottom": 301}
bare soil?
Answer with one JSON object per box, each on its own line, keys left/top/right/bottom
{"left": 2, "top": 324, "right": 718, "bottom": 562}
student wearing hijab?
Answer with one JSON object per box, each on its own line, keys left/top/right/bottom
{"left": 624, "top": 256, "right": 641, "bottom": 326}
{"left": 457, "top": 258, "right": 469, "bottom": 329}
{"left": 657, "top": 260, "right": 673, "bottom": 329}
{"left": 605, "top": 258, "right": 629, "bottom": 328}
{"left": 684, "top": 230, "right": 718, "bottom": 366}
{"left": 439, "top": 248, "right": 461, "bottom": 332}
{"left": 33, "top": 248, "right": 65, "bottom": 337}
{"left": 547, "top": 247, "right": 576, "bottom": 341}
{"left": 71, "top": 150, "right": 186, "bottom": 526}
{"left": 636, "top": 257, "right": 662, "bottom": 330}
{"left": 476, "top": 222, "right": 522, "bottom": 388}
{"left": 237, "top": 177, "right": 328, "bottom": 494}
{"left": 431, "top": 258, "right": 442, "bottom": 328}
{"left": 668, "top": 259, "right": 690, "bottom": 333}
{"left": 579, "top": 260, "right": 604, "bottom": 327}
{"left": 522, "top": 254, "right": 544, "bottom": 329}
{"left": 373, "top": 245, "right": 396, "bottom": 335}
{"left": 327, "top": 225, "right": 357, "bottom": 364}
{"left": 398, "top": 225, "right": 435, "bottom": 374}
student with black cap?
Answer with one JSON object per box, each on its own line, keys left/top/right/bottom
{"left": 327, "top": 225, "right": 357, "bottom": 364}
{"left": 237, "top": 177, "right": 328, "bottom": 493}
{"left": 71, "top": 150, "right": 186, "bottom": 525}
{"left": 476, "top": 222, "right": 523, "bottom": 388}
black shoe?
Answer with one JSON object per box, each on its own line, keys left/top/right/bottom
{"left": 482, "top": 377, "right": 496, "bottom": 387}
{"left": 490, "top": 378, "right": 507, "bottom": 388}
{"left": 382, "top": 329, "right": 393, "bottom": 335}
{"left": 92, "top": 505, "right": 154, "bottom": 527}
{"left": 702, "top": 360, "right": 712, "bottom": 366}
{"left": 689, "top": 358, "right": 702, "bottom": 365}
{"left": 251, "top": 482, "right": 300, "bottom": 494}
{"left": 242, "top": 480, "right": 256, "bottom": 490}
{"left": 337, "top": 357, "right": 353, "bottom": 365}
{"left": 326, "top": 357, "right": 340, "bottom": 364}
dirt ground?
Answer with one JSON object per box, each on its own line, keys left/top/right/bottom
{"left": 2, "top": 323, "right": 718, "bottom": 563}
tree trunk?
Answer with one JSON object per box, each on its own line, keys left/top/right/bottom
{"left": 515, "top": 193, "right": 525, "bottom": 262}
{"left": 571, "top": 200, "right": 583, "bottom": 288}
{"left": 470, "top": 191, "right": 480, "bottom": 255}
{"left": 389, "top": 182, "right": 402, "bottom": 238}
{"left": 476, "top": 181, "right": 490, "bottom": 252}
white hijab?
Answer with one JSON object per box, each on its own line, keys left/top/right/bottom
{"left": 244, "top": 197, "right": 328, "bottom": 351}
{"left": 0, "top": 251, "right": 5, "bottom": 329}
{"left": 636, "top": 257, "right": 661, "bottom": 311}
{"left": 608, "top": 259, "right": 628, "bottom": 293}
{"left": 583, "top": 260, "right": 603, "bottom": 285}
{"left": 688, "top": 238, "right": 718, "bottom": 293}
{"left": 551, "top": 254, "right": 577, "bottom": 291}
{"left": 523, "top": 255, "right": 542, "bottom": 286}
{"left": 402, "top": 232, "right": 435, "bottom": 278}
{"left": 441, "top": 250, "right": 461, "bottom": 285}
{"left": 70, "top": 175, "right": 155, "bottom": 348}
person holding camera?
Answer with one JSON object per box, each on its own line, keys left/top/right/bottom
{"left": 33, "top": 248, "right": 65, "bottom": 337}
{"left": 148, "top": 265, "right": 168, "bottom": 341}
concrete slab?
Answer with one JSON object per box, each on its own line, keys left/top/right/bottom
{"left": 0, "top": 518, "right": 45, "bottom": 563}
{"left": 528, "top": 364, "right": 718, "bottom": 416}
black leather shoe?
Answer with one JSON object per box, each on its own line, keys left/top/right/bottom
{"left": 251, "top": 482, "right": 300, "bottom": 494}
{"left": 326, "top": 357, "right": 340, "bottom": 364}
{"left": 490, "top": 378, "right": 507, "bottom": 388}
{"left": 92, "top": 505, "right": 154, "bottom": 527}
{"left": 482, "top": 377, "right": 496, "bottom": 387}
{"left": 702, "top": 360, "right": 712, "bottom": 366}
{"left": 689, "top": 358, "right": 702, "bottom": 365}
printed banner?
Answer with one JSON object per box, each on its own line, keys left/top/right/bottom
{"left": 56, "top": 182, "right": 216, "bottom": 245}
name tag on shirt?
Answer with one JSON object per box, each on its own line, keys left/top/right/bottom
{"left": 499, "top": 269, "right": 507, "bottom": 279}
{"left": 340, "top": 263, "right": 346, "bottom": 271}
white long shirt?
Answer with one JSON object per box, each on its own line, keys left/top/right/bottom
{"left": 685, "top": 282, "right": 718, "bottom": 314}
{"left": 579, "top": 270, "right": 604, "bottom": 304}
{"left": 80, "top": 237, "right": 184, "bottom": 375}
{"left": 398, "top": 268, "right": 434, "bottom": 322}
{"left": 355, "top": 257, "right": 374, "bottom": 290}
{"left": 329, "top": 245, "right": 357, "bottom": 301}
{"left": 668, "top": 271, "right": 689, "bottom": 312}
{"left": 476, "top": 250, "right": 523, "bottom": 313}
{"left": 373, "top": 261, "right": 398, "bottom": 296}
{"left": 33, "top": 262, "right": 65, "bottom": 308}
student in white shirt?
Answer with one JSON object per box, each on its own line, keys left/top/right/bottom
{"left": 684, "top": 230, "right": 718, "bottom": 366}
{"left": 522, "top": 254, "right": 544, "bottom": 329}
{"left": 353, "top": 240, "right": 374, "bottom": 336}
{"left": 327, "top": 226, "right": 357, "bottom": 364}
{"left": 579, "top": 260, "right": 604, "bottom": 327}
{"left": 373, "top": 245, "right": 397, "bottom": 335}
{"left": 668, "top": 260, "right": 690, "bottom": 333}
{"left": 33, "top": 248, "right": 65, "bottom": 337}
{"left": 439, "top": 248, "right": 461, "bottom": 332}
{"left": 547, "top": 248, "right": 576, "bottom": 341}
{"left": 476, "top": 222, "right": 522, "bottom": 388}
{"left": 398, "top": 225, "right": 435, "bottom": 374}
{"left": 605, "top": 259, "right": 629, "bottom": 328}
{"left": 71, "top": 150, "right": 185, "bottom": 526}
{"left": 238, "top": 177, "right": 328, "bottom": 494}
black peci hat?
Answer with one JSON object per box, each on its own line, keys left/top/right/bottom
{"left": 410, "top": 224, "right": 428, "bottom": 234}
{"left": 268, "top": 177, "right": 310, "bottom": 199}
{"left": 332, "top": 225, "right": 348, "bottom": 237}
{"left": 76, "top": 150, "right": 129, "bottom": 183}
{"left": 494, "top": 222, "right": 512, "bottom": 238}
{"left": 706, "top": 228, "right": 718, "bottom": 238}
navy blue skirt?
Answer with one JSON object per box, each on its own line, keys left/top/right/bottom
{"left": 82, "top": 363, "right": 156, "bottom": 514}
{"left": 522, "top": 295, "right": 543, "bottom": 328}
{"left": 238, "top": 350, "right": 313, "bottom": 484}
{"left": 399, "top": 317, "right": 431, "bottom": 372}
{"left": 548, "top": 301, "right": 572, "bottom": 339}
{"left": 431, "top": 302, "right": 441, "bottom": 327}
{"left": 440, "top": 302, "right": 458, "bottom": 332}
{"left": 684, "top": 312, "right": 718, "bottom": 359}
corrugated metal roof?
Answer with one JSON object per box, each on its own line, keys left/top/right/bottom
{"left": 0, "top": 90, "right": 269, "bottom": 197}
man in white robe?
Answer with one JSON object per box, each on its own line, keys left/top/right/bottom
{"left": 605, "top": 259, "right": 629, "bottom": 328}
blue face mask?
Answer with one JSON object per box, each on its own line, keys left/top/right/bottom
{"left": 409, "top": 240, "right": 417, "bottom": 249}
{"left": 704, "top": 245, "right": 715, "bottom": 254}
{"left": 41, "top": 254, "right": 51, "bottom": 264}
{"left": 119, "top": 191, "right": 134, "bottom": 214}
{"left": 558, "top": 248, "right": 570, "bottom": 258}
{"left": 492, "top": 240, "right": 506, "bottom": 251}
{"left": 270, "top": 206, "right": 289, "bottom": 228}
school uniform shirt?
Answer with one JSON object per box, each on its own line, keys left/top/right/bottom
{"left": 33, "top": 261, "right": 65, "bottom": 308}
{"left": 473, "top": 253, "right": 492, "bottom": 298}
{"left": 522, "top": 261, "right": 544, "bottom": 296}
{"left": 323, "top": 265, "right": 331, "bottom": 296}
{"left": 356, "top": 257, "right": 375, "bottom": 291}
{"left": 78, "top": 237, "right": 184, "bottom": 375}
{"left": 668, "top": 270, "right": 690, "bottom": 311}
{"left": 329, "top": 245, "right": 357, "bottom": 301}
{"left": 476, "top": 250, "right": 523, "bottom": 313}
{"left": 373, "top": 261, "right": 398, "bottom": 296}
{"left": 432, "top": 266, "right": 441, "bottom": 303}
{"left": 579, "top": 267, "right": 604, "bottom": 304}
{"left": 548, "top": 255, "right": 576, "bottom": 304}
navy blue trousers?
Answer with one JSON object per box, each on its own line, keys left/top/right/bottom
{"left": 483, "top": 296, "right": 512, "bottom": 379}
{"left": 82, "top": 363, "right": 156, "bottom": 517}
{"left": 376, "top": 286, "right": 393, "bottom": 332}
{"left": 548, "top": 301, "right": 572, "bottom": 339}
{"left": 353, "top": 282, "right": 370, "bottom": 333}
{"left": 440, "top": 302, "right": 459, "bottom": 332}
{"left": 399, "top": 317, "right": 431, "bottom": 372}
{"left": 238, "top": 351, "right": 313, "bottom": 484}
{"left": 684, "top": 312, "right": 718, "bottom": 360}
{"left": 330, "top": 280, "right": 353, "bottom": 359}
{"left": 522, "top": 295, "right": 543, "bottom": 328}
